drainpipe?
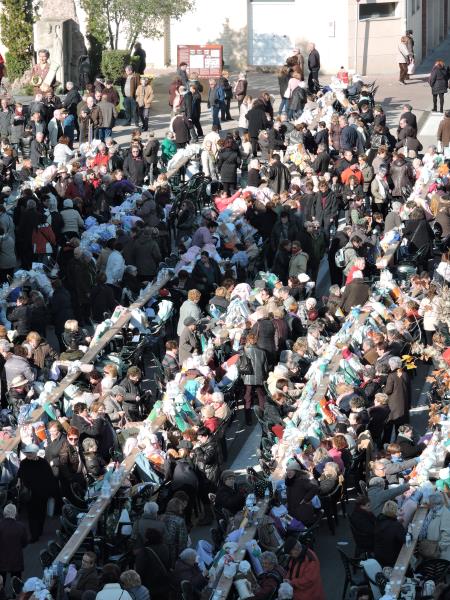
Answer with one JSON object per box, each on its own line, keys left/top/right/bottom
{"left": 355, "top": 0, "right": 360, "bottom": 72}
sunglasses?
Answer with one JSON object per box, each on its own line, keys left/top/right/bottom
{"left": 68, "top": 436, "right": 79, "bottom": 441}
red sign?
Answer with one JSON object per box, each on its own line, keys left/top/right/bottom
{"left": 177, "top": 45, "right": 223, "bottom": 78}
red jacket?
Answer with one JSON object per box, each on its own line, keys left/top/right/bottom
{"left": 32, "top": 224, "right": 56, "bottom": 254}
{"left": 287, "top": 551, "right": 325, "bottom": 600}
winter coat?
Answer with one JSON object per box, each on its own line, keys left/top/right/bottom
{"left": 30, "top": 139, "right": 48, "bottom": 169}
{"left": 10, "top": 112, "right": 26, "bottom": 144}
{"left": 143, "top": 139, "right": 160, "bottom": 165}
{"left": 0, "top": 517, "right": 28, "bottom": 572}
{"left": 123, "top": 156, "right": 148, "bottom": 186}
{"left": 430, "top": 65, "right": 449, "bottom": 95}
{"left": 49, "top": 286, "right": 73, "bottom": 334}
{"left": 395, "top": 434, "right": 425, "bottom": 459}
{"left": 135, "top": 543, "right": 171, "bottom": 595}
{"left": 286, "top": 550, "right": 325, "bottom": 600}
{"left": 131, "top": 514, "right": 168, "bottom": 550}
{"left": 7, "top": 304, "right": 31, "bottom": 336}
{"left": 201, "top": 150, "right": 217, "bottom": 179}
{"left": 96, "top": 583, "right": 132, "bottom": 600}
{"left": 374, "top": 514, "right": 406, "bottom": 566}
{"left": 215, "top": 482, "right": 246, "bottom": 515}
{"left": 245, "top": 107, "right": 270, "bottom": 138}
{"left": 235, "top": 78, "right": 248, "bottom": 101}
{"left": 177, "top": 299, "right": 202, "bottom": 336}
{"left": 178, "top": 327, "right": 201, "bottom": 365}
{"left": 348, "top": 506, "right": 375, "bottom": 552}
{"left": 135, "top": 84, "right": 154, "bottom": 108}
{"left": 60, "top": 207, "right": 84, "bottom": 235}
{"left": 173, "top": 559, "right": 208, "bottom": 598}
{"left": 44, "top": 432, "right": 66, "bottom": 477}
{"left": 403, "top": 218, "right": 433, "bottom": 252}
{"left": 251, "top": 318, "right": 276, "bottom": 360}
{"left": 17, "top": 456, "right": 56, "bottom": 499}
{"left": 285, "top": 471, "right": 319, "bottom": 526}
{"left": 340, "top": 125, "right": 359, "bottom": 151}
{"left": 438, "top": 116, "right": 450, "bottom": 148}
{"left": 313, "top": 190, "right": 339, "bottom": 230}
{"left": 217, "top": 148, "right": 241, "bottom": 183}
{"left": 424, "top": 506, "right": 450, "bottom": 561}
{"left": 0, "top": 233, "right": 16, "bottom": 269}
{"left": 136, "top": 197, "right": 160, "bottom": 227}
{"left": 397, "top": 42, "right": 411, "bottom": 64}
{"left": 59, "top": 441, "right": 85, "bottom": 483}
{"left": 193, "top": 440, "right": 220, "bottom": 485}
{"left": 390, "top": 157, "right": 413, "bottom": 197}
{"left": 172, "top": 115, "right": 190, "bottom": 144}
{"left": 367, "top": 483, "right": 409, "bottom": 517}
{"left": 241, "top": 344, "right": 268, "bottom": 386}
{"left": 339, "top": 279, "right": 370, "bottom": 313}
{"left": 160, "top": 511, "right": 188, "bottom": 566}
{"left": 97, "top": 100, "right": 117, "bottom": 128}
{"left": 103, "top": 396, "right": 124, "bottom": 426}
{"left": 308, "top": 49, "right": 320, "bottom": 71}
{"left": 132, "top": 230, "right": 161, "bottom": 278}
{"left": 267, "top": 160, "right": 291, "bottom": 193}
{"left": 68, "top": 567, "right": 100, "bottom": 600}
{"left": 385, "top": 370, "right": 410, "bottom": 422}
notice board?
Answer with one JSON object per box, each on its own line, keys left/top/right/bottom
{"left": 177, "top": 45, "right": 223, "bottom": 77}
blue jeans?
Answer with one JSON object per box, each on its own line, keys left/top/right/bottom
{"left": 123, "top": 96, "right": 138, "bottom": 126}
{"left": 211, "top": 105, "right": 221, "bottom": 129}
{"left": 98, "top": 127, "right": 112, "bottom": 141}
{"left": 279, "top": 97, "right": 289, "bottom": 115}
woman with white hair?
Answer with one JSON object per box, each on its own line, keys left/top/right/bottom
{"left": 383, "top": 355, "right": 410, "bottom": 443}
{"left": 252, "top": 551, "right": 286, "bottom": 600}
{"left": 120, "top": 570, "right": 149, "bottom": 600}
{"left": 418, "top": 492, "right": 450, "bottom": 560}
{"left": 0, "top": 503, "right": 28, "bottom": 582}
{"left": 173, "top": 549, "right": 208, "bottom": 600}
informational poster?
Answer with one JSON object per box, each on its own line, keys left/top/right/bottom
{"left": 177, "top": 45, "right": 223, "bottom": 77}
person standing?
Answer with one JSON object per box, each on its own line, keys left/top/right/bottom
{"left": 429, "top": 59, "right": 449, "bottom": 113}
{"left": 0, "top": 504, "right": 28, "bottom": 584}
{"left": 189, "top": 84, "right": 203, "bottom": 141}
{"left": 397, "top": 36, "right": 412, "bottom": 84}
{"left": 136, "top": 76, "right": 154, "bottom": 132}
{"left": 97, "top": 93, "right": 117, "bottom": 141}
{"left": 122, "top": 65, "right": 140, "bottom": 127}
{"left": 177, "top": 62, "right": 189, "bottom": 87}
{"left": 133, "top": 42, "right": 146, "bottom": 74}
{"left": 17, "top": 444, "right": 56, "bottom": 542}
{"left": 234, "top": 72, "right": 248, "bottom": 110}
{"left": 307, "top": 42, "right": 320, "bottom": 92}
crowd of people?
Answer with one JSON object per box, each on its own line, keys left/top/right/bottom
{"left": 0, "top": 37, "right": 450, "bottom": 600}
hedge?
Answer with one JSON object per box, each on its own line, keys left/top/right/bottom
{"left": 5, "top": 50, "right": 30, "bottom": 83}
{"left": 100, "top": 50, "right": 140, "bottom": 83}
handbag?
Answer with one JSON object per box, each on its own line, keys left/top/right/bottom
{"left": 417, "top": 539, "right": 440, "bottom": 558}
{"left": 407, "top": 59, "right": 415, "bottom": 75}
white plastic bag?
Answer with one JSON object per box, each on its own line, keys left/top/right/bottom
{"left": 407, "top": 60, "right": 415, "bottom": 75}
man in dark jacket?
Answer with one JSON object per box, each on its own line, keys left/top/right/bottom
{"left": 339, "top": 115, "right": 358, "bottom": 151}
{"left": 17, "top": 444, "right": 57, "bottom": 542}
{"left": 178, "top": 317, "right": 201, "bottom": 365}
{"left": 133, "top": 42, "right": 146, "bottom": 74}
{"left": 267, "top": 154, "right": 291, "bottom": 193}
{"left": 215, "top": 470, "right": 246, "bottom": 515}
{"left": 119, "top": 365, "right": 143, "bottom": 421}
{"left": 398, "top": 104, "right": 417, "bottom": 134}
{"left": 246, "top": 103, "right": 270, "bottom": 156}
{"left": 63, "top": 82, "right": 82, "bottom": 118}
{"left": 67, "top": 552, "right": 100, "bottom": 600}
{"left": 143, "top": 132, "right": 160, "bottom": 182}
{"left": 193, "top": 427, "right": 220, "bottom": 487}
{"left": 307, "top": 42, "right": 320, "bottom": 92}
{"left": 123, "top": 146, "right": 148, "bottom": 186}
{"left": 0, "top": 503, "right": 28, "bottom": 581}
{"left": 189, "top": 83, "right": 203, "bottom": 141}
{"left": 339, "top": 271, "right": 370, "bottom": 313}
{"left": 395, "top": 424, "right": 426, "bottom": 458}
{"left": 310, "top": 143, "right": 330, "bottom": 175}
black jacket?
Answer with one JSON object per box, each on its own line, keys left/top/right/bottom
{"left": 248, "top": 168, "right": 262, "bottom": 188}
{"left": 217, "top": 148, "right": 241, "bottom": 183}
{"left": 429, "top": 65, "right": 449, "bottom": 95}
{"left": 143, "top": 139, "right": 160, "bottom": 165}
{"left": 267, "top": 160, "right": 291, "bottom": 193}
{"left": 193, "top": 440, "right": 220, "bottom": 485}
{"left": 44, "top": 432, "right": 67, "bottom": 477}
{"left": 123, "top": 155, "right": 148, "bottom": 186}
{"left": 91, "top": 283, "right": 116, "bottom": 322}
{"left": 374, "top": 514, "right": 405, "bottom": 566}
{"left": 308, "top": 49, "right": 320, "bottom": 71}
{"left": 245, "top": 107, "right": 270, "bottom": 138}
{"left": 395, "top": 433, "right": 426, "bottom": 459}
{"left": 349, "top": 506, "right": 375, "bottom": 552}
{"left": 215, "top": 482, "right": 246, "bottom": 514}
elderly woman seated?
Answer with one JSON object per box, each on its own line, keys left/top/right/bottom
{"left": 250, "top": 551, "right": 286, "bottom": 600}
{"left": 173, "top": 549, "right": 208, "bottom": 600}
{"left": 417, "top": 492, "right": 450, "bottom": 560}
{"left": 374, "top": 500, "right": 406, "bottom": 567}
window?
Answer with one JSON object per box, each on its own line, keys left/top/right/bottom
{"left": 359, "top": 2, "right": 398, "bottom": 20}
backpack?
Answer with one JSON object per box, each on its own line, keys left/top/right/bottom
{"left": 335, "top": 247, "right": 347, "bottom": 268}
{"left": 238, "top": 350, "right": 254, "bottom": 376}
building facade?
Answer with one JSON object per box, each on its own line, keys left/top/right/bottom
{"left": 2, "top": 0, "right": 449, "bottom": 78}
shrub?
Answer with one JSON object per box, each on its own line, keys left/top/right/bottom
{"left": 100, "top": 50, "right": 139, "bottom": 83}
{"left": 5, "top": 51, "right": 30, "bottom": 83}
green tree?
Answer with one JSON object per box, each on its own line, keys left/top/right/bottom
{"left": 0, "top": 0, "right": 34, "bottom": 82}
{"left": 80, "top": 0, "right": 108, "bottom": 78}
{"left": 82, "top": 0, "right": 194, "bottom": 52}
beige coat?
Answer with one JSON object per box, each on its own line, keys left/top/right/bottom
{"left": 135, "top": 84, "right": 154, "bottom": 108}
{"left": 425, "top": 506, "right": 450, "bottom": 561}
{"left": 397, "top": 42, "right": 410, "bottom": 64}
{"left": 438, "top": 116, "right": 450, "bottom": 148}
